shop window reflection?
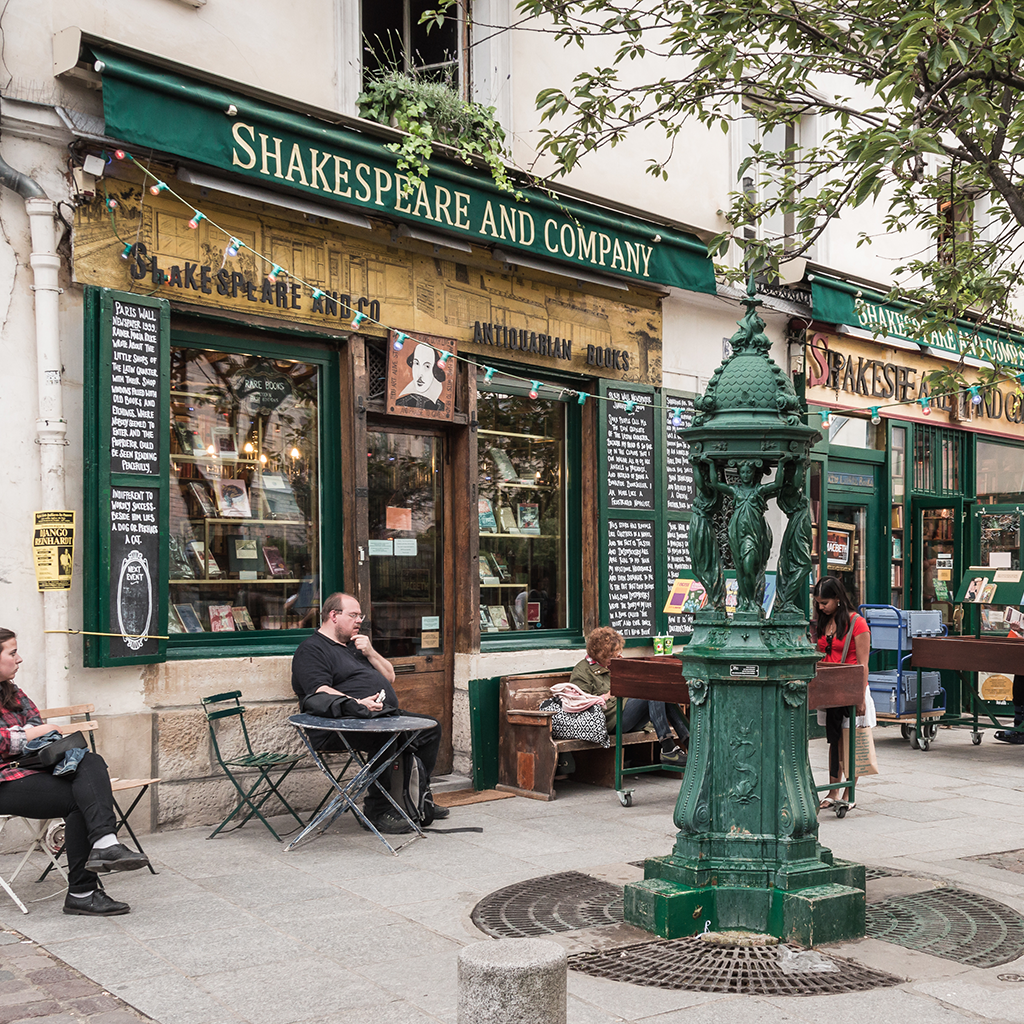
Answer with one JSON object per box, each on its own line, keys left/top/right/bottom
{"left": 167, "top": 348, "right": 320, "bottom": 635}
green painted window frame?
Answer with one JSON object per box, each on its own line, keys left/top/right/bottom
{"left": 477, "top": 368, "right": 584, "bottom": 652}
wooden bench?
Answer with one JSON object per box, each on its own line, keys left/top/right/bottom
{"left": 495, "top": 672, "right": 661, "bottom": 800}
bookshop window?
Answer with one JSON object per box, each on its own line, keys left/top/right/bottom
{"left": 977, "top": 440, "right": 1024, "bottom": 504}
{"left": 168, "top": 347, "right": 320, "bottom": 635}
{"left": 478, "top": 380, "right": 567, "bottom": 633}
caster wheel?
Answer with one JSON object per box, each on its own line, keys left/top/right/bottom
{"left": 836, "top": 805, "right": 848, "bottom": 819}
{"left": 972, "top": 732, "right": 983, "bottom": 745}
{"left": 910, "top": 732, "right": 920, "bottom": 750}
{"left": 617, "top": 791, "right": 633, "bottom": 807}
{"left": 901, "top": 724, "right": 912, "bottom": 740}
{"left": 923, "top": 723, "right": 938, "bottom": 742}
{"left": 919, "top": 735, "right": 931, "bottom": 751}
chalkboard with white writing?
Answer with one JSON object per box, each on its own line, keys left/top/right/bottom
{"left": 666, "top": 396, "right": 696, "bottom": 512}
{"left": 108, "top": 299, "right": 162, "bottom": 476}
{"left": 108, "top": 487, "right": 160, "bottom": 658}
{"left": 605, "top": 389, "right": 655, "bottom": 509}
{"left": 607, "top": 519, "right": 656, "bottom": 637}
{"left": 666, "top": 520, "right": 695, "bottom": 635}
{"left": 84, "top": 289, "right": 170, "bottom": 668}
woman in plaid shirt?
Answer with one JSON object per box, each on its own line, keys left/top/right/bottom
{"left": 0, "top": 628, "right": 149, "bottom": 915}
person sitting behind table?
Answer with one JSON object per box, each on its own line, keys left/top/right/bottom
{"left": 569, "top": 626, "right": 688, "bottom": 764}
{"left": 0, "top": 627, "right": 150, "bottom": 916}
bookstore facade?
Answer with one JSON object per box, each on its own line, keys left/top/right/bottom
{"left": 67, "top": 48, "right": 720, "bottom": 814}
{"left": 805, "top": 277, "right": 1024, "bottom": 644}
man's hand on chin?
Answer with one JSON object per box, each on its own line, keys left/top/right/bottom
{"left": 353, "top": 634, "right": 371, "bottom": 654}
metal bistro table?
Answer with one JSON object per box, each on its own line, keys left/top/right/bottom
{"left": 286, "top": 714, "right": 435, "bottom": 855}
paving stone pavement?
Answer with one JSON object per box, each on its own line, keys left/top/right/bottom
{"left": 0, "top": 928, "right": 152, "bottom": 1024}
{"left": 0, "top": 730, "right": 1022, "bottom": 1022}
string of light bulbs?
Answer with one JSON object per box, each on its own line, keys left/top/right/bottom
{"left": 103, "top": 150, "right": 1023, "bottom": 430}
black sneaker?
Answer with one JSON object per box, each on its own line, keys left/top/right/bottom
{"left": 660, "top": 747, "right": 687, "bottom": 766}
{"left": 372, "top": 811, "right": 415, "bottom": 835}
{"left": 995, "top": 730, "right": 1024, "bottom": 744}
{"left": 64, "top": 890, "right": 130, "bottom": 916}
{"left": 84, "top": 843, "right": 149, "bottom": 873}
{"left": 427, "top": 798, "right": 450, "bottom": 820}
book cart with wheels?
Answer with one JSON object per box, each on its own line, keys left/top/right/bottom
{"left": 858, "top": 605, "right": 947, "bottom": 751}
{"left": 911, "top": 567, "right": 1024, "bottom": 746}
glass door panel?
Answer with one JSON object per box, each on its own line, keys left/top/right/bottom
{"left": 366, "top": 430, "right": 443, "bottom": 658}
{"left": 824, "top": 502, "right": 867, "bottom": 608}
{"left": 913, "top": 499, "right": 963, "bottom": 629}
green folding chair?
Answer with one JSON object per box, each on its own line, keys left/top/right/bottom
{"left": 202, "top": 691, "right": 305, "bottom": 841}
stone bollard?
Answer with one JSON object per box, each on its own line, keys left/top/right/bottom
{"left": 458, "top": 938, "right": 567, "bottom": 1024}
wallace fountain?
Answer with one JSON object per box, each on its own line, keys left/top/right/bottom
{"left": 623, "top": 281, "right": 866, "bottom": 946}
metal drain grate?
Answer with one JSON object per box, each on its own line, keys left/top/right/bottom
{"left": 866, "top": 887, "right": 1024, "bottom": 967}
{"left": 568, "top": 937, "right": 901, "bottom": 995}
{"left": 864, "top": 866, "right": 904, "bottom": 880}
{"left": 471, "top": 871, "right": 623, "bottom": 938}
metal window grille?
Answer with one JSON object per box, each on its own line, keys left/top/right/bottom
{"left": 366, "top": 341, "right": 387, "bottom": 400}
{"left": 913, "top": 424, "right": 965, "bottom": 495}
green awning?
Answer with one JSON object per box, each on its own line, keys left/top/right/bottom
{"left": 810, "top": 275, "right": 1024, "bottom": 367}
{"left": 96, "top": 52, "right": 716, "bottom": 295}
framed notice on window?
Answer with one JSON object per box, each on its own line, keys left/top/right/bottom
{"left": 826, "top": 521, "right": 856, "bottom": 572}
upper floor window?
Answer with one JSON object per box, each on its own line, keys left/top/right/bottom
{"left": 738, "top": 104, "right": 797, "bottom": 246}
{"left": 362, "top": 0, "right": 465, "bottom": 91}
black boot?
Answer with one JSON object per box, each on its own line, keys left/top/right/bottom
{"left": 995, "top": 706, "right": 1024, "bottom": 743}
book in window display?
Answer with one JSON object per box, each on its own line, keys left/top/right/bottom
{"left": 208, "top": 605, "right": 236, "bottom": 632}
{"left": 173, "top": 603, "right": 204, "bottom": 633}
{"left": 497, "top": 506, "right": 519, "bottom": 534}
{"left": 231, "top": 607, "right": 256, "bottom": 630}
{"left": 480, "top": 606, "right": 497, "bottom": 632}
{"left": 487, "top": 605, "right": 511, "bottom": 630}
{"left": 262, "top": 545, "right": 289, "bottom": 577}
{"left": 187, "top": 481, "right": 215, "bottom": 517}
{"left": 490, "top": 551, "right": 511, "bottom": 581}
{"left": 488, "top": 447, "right": 518, "bottom": 482}
{"left": 173, "top": 421, "right": 201, "bottom": 456}
{"left": 478, "top": 498, "right": 497, "bottom": 533}
{"left": 210, "top": 425, "right": 237, "bottom": 458}
{"left": 169, "top": 536, "right": 195, "bottom": 579}
{"left": 516, "top": 503, "right": 540, "bottom": 535}
{"left": 226, "top": 535, "right": 261, "bottom": 574}
{"left": 186, "top": 540, "right": 222, "bottom": 577}
{"left": 212, "top": 479, "right": 252, "bottom": 518}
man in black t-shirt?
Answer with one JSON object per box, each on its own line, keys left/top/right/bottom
{"left": 291, "top": 592, "right": 446, "bottom": 833}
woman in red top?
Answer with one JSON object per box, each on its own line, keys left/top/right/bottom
{"left": 0, "top": 628, "right": 149, "bottom": 915}
{"left": 812, "top": 577, "right": 872, "bottom": 809}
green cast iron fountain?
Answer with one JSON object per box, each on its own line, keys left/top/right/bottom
{"left": 623, "top": 280, "right": 866, "bottom": 946}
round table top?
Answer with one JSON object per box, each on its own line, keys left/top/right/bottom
{"left": 288, "top": 713, "right": 435, "bottom": 733}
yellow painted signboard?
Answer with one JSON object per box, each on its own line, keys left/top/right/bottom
{"left": 33, "top": 511, "right": 75, "bottom": 591}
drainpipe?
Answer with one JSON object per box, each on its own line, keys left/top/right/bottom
{"left": 0, "top": 153, "right": 71, "bottom": 710}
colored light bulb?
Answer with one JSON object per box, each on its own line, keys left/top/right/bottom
{"left": 149, "top": 182, "right": 167, "bottom": 195}
{"left": 120, "top": 243, "right": 133, "bottom": 260}
{"left": 113, "top": 149, "right": 127, "bottom": 161}
{"left": 266, "top": 265, "right": 283, "bottom": 283}
{"left": 105, "top": 198, "right": 118, "bottom": 210}
{"left": 312, "top": 289, "right": 323, "bottom": 301}
{"left": 393, "top": 332, "right": 407, "bottom": 351}
{"left": 484, "top": 367, "right": 496, "bottom": 382}
{"left": 577, "top": 392, "right": 587, "bottom": 405}
{"left": 438, "top": 350, "right": 451, "bottom": 366}
{"left": 188, "top": 211, "right": 205, "bottom": 229}
{"left": 970, "top": 386, "right": 983, "bottom": 406}
{"left": 225, "top": 238, "right": 241, "bottom": 257}
{"left": 351, "top": 312, "right": 367, "bottom": 329}
{"left": 920, "top": 397, "right": 931, "bottom": 415}
{"left": 870, "top": 407, "right": 881, "bottom": 424}
{"left": 671, "top": 406, "right": 682, "bottom": 427}
{"left": 529, "top": 381, "right": 541, "bottom": 399}
{"left": 624, "top": 400, "right": 635, "bottom": 412}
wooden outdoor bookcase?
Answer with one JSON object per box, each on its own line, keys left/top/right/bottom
{"left": 597, "top": 381, "right": 698, "bottom": 643}
{"left": 83, "top": 286, "right": 343, "bottom": 665}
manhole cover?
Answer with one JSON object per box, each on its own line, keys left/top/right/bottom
{"left": 568, "top": 936, "right": 901, "bottom": 995}
{"left": 471, "top": 871, "right": 623, "bottom": 937}
{"left": 866, "top": 888, "right": 1024, "bottom": 967}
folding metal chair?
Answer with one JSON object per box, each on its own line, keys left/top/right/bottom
{"left": 202, "top": 691, "right": 305, "bottom": 841}
{"left": 0, "top": 816, "right": 66, "bottom": 913}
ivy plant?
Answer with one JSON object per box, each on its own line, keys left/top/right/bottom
{"left": 358, "top": 70, "right": 520, "bottom": 198}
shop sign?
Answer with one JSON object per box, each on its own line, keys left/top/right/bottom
{"left": 827, "top": 471, "right": 873, "bottom": 488}
{"left": 385, "top": 333, "right": 457, "bottom": 422}
{"left": 806, "top": 330, "right": 1024, "bottom": 441}
{"left": 97, "top": 52, "right": 716, "bottom": 296}
{"left": 231, "top": 369, "right": 292, "bottom": 411}
{"left": 811, "top": 276, "right": 1024, "bottom": 365}
{"left": 33, "top": 511, "right": 75, "bottom": 591}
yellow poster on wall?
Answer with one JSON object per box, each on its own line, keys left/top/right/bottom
{"left": 33, "top": 511, "right": 75, "bottom": 591}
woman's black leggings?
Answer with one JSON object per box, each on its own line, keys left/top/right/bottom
{"left": 0, "top": 752, "right": 117, "bottom": 891}
{"left": 824, "top": 706, "right": 846, "bottom": 779}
